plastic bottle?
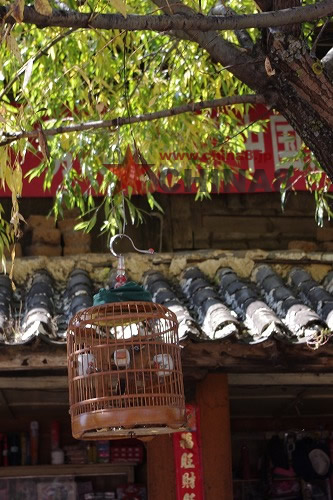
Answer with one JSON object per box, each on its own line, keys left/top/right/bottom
{"left": 51, "top": 421, "right": 60, "bottom": 450}
{"left": 30, "top": 421, "right": 39, "bottom": 465}
{"left": 2, "top": 434, "right": 8, "bottom": 467}
{"left": 96, "top": 441, "right": 110, "bottom": 463}
{"left": 9, "top": 433, "right": 20, "bottom": 466}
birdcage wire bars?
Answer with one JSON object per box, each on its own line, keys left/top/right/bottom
{"left": 67, "top": 301, "right": 186, "bottom": 440}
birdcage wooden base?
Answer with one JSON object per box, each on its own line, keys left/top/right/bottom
{"left": 82, "top": 425, "right": 188, "bottom": 440}
{"left": 72, "top": 406, "right": 186, "bottom": 440}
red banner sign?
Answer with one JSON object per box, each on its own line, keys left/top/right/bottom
{"left": 173, "top": 404, "right": 204, "bottom": 500}
{"left": 1, "top": 106, "right": 325, "bottom": 197}
{"left": 153, "top": 105, "right": 318, "bottom": 195}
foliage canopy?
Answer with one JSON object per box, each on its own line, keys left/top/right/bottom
{"left": 0, "top": 0, "right": 333, "bottom": 262}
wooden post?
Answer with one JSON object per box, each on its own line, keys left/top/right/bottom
{"left": 196, "top": 373, "right": 233, "bottom": 500}
{"left": 146, "top": 434, "right": 176, "bottom": 500}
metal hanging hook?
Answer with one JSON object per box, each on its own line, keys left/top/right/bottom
{"left": 110, "top": 234, "right": 154, "bottom": 257}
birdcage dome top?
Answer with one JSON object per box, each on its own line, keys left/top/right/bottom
{"left": 93, "top": 281, "right": 152, "bottom": 306}
{"left": 69, "top": 301, "right": 177, "bottom": 331}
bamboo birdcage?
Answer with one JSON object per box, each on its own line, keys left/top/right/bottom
{"left": 67, "top": 301, "right": 186, "bottom": 440}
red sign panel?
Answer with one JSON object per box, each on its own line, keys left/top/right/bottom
{"left": 1, "top": 106, "right": 324, "bottom": 197}
{"left": 173, "top": 404, "right": 204, "bottom": 500}
{"left": 153, "top": 105, "right": 318, "bottom": 195}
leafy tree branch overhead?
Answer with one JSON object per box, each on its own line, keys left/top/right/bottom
{"left": 0, "top": 0, "right": 332, "bottom": 256}
{"left": 0, "top": 94, "right": 265, "bottom": 145}
{"left": 2, "top": 1, "right": 333, "bottom": 30}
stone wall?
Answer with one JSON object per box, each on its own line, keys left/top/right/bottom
{"left": 135, "top": 192, "right": 330, "bottom": 253}
{"left": 1, "top": 192, "right": 331, "bottom": 256}
{"left": 7, "top": 248, "right": 333, "bottom": 288}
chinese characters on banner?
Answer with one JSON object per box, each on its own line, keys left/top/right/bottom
{"left": 244, "top": 108, "right": 304, "bottom": 173}
{"left": 173, "top": 405, "right": 204, "bottom": 500}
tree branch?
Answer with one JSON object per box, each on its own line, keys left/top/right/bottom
{"left": 0, "top": 94, "right": 265, "bottom": 146}
{"left": 1, "top": 1, "right": 333, "bottom": 32}
{"left": 152, "top": 0, "right": 269, "bottom": 93}
{"left": 182, "top": 30, "right": 267, "bottom": 92}
{"left": 254, "top": 0, "right": 273, "bottom": 12}
{"left": 209, "top": 2, "right": 253, "bottom": 50}
{"left": 310, "top": 17, "right": 330, "bottom": 57}
{"left": 322, "top": 46, "right": 333, "bottom": 80}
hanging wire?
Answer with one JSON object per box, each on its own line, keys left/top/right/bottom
{"left": 110, "top": 234, "right": 154, "bottom": 257}
{"left": 108, "top": 40, "right": 155, "bottom": 285}
{"left": 115, "top": 117, "right": 121, "bottom": 162}
{"left": 122, "top": 31, "right": 142, "bottom": 161}
{"left": 121, "top": 190, "right": 126, "bottom": 236}
{"left": 113, "top": 117, "right": 127, "bottom": 237}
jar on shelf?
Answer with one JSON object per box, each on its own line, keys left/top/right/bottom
{"left": 96, "top": 441, "right": 110, "bottom": 464}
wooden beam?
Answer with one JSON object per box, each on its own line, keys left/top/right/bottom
{"left": 9, "top": 401, "right": 68, "bottom": 407}
{"left": 0, "top": 463, "right": 135, "bottom": 480}
{"left": 3, "top": 338, "right": 333, "bottom": 376}
{"left": 0, "top": 376, "right": 68, "bottom": 390}
{"left": 196, "top": 373, "right": 233, "bottom": 500}
{"left": 182, "top": 339, "right": 333, "bottom": 373}
{"left": 229, "top": 373, "right": 333, "bottom": 385}
{"left": 273, "top": 389, "right": 308, "bottom": 418}
{"left": 231, "top": 416, "right": 333, "bottom": 432}
{"left": 146, "top": 435, "right": 177, "bottom": 500}
{"left": 230, "top": 393, "right": 333, "bottom": 399}
{"left": 0, "top": 343, "right": 66, "bottom": 371}
{"left": 0, "top": 390, "right": 14, "bottom": 418}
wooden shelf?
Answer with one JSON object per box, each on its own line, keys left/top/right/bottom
{"left": 0, "top": 463, "right": 135, "bottom": 481}
{"left": 233, "top": 479, "right": 260, "bottom": 482}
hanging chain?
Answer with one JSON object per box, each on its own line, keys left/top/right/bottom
{"left": 121, "top": 190, "right": 126, "bottom": 236}
{"left": 114, "top": 118, "right": 127, "bottom": 237}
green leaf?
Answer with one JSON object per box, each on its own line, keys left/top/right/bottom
{"left": 86, "top": 213, "right": 97, "bottom": 232}
{"left": 22, "top": 58, "right": 34, "bottom": 91}
{"left": 12, "top": 0, "right": 24, "bottom": 23}
{"left": 107, "top": 0, "right": 127, "bottom": 17}
{"left": 74, "top": 221, "right": 89, "bottom": 231}
{"left": 34, "top": 0, "right": 52, "bottom": 16}
{"left": 6, "top": 34, "right": 22, "bottom": 63}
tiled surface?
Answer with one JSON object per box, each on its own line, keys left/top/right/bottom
{"left": 144, "top": 266, "right": 333, "bottom": 345}
{"left": 1, "top": 263, "right": 333, "bottom": 346}
{"left": 0, "top": 269, "right": 93, "bottom": 344}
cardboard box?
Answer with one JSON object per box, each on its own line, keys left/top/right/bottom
{"left": 9, "top": 478, "right": 37, "bottom": 499}
{"left": 37, "top": 480, "right": 76, "bottom": 500}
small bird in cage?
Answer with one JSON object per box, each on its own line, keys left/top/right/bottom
{"left": 112, "top": 346, "right": 138, "bottom": 398}
{"left": 152, "top": 353, "right": 174, "bottom": 378}
{"left": 109, "top": 336, "right": 176, "bottom": 399}
{"left": 111, "top": 341, "right": 149, "bottom": 397}
{"left": 77, "top": 352, "right": 96, "bottom": 376}
{"left": 137, "top": 319, "right": 159, "bottom": 338}
{"left": 113, "top": 348, "right": 131, "bottom": 368}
